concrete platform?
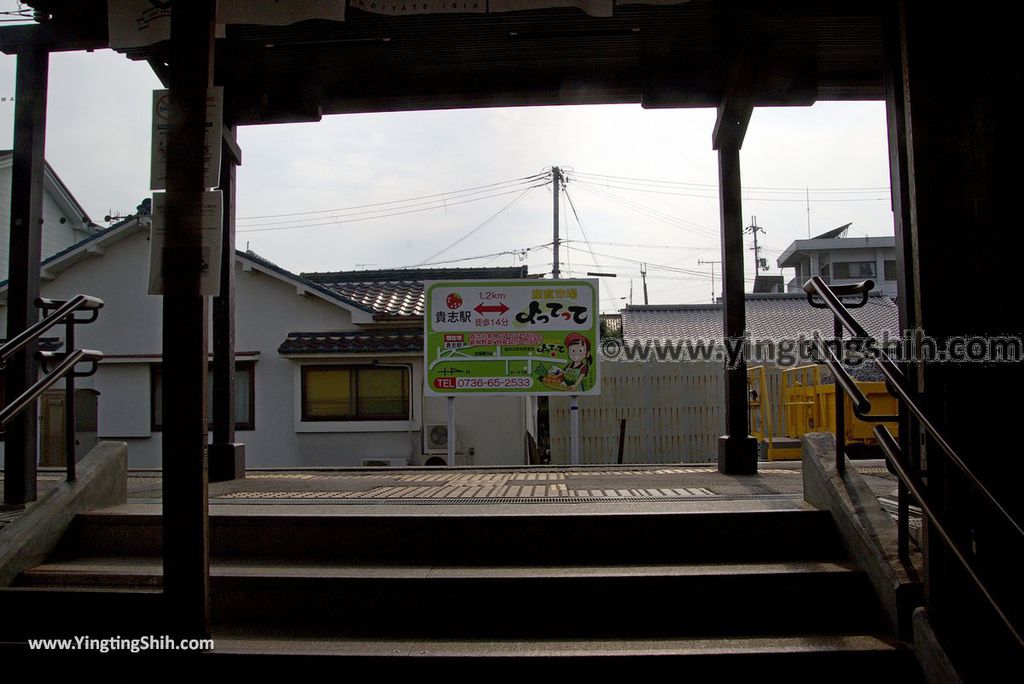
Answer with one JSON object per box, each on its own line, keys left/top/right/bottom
{"left": 3, "top": 459, "right": 910, "bottom": 520}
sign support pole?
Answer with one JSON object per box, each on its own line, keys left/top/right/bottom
{"left": 447, "top": 396, "right": 455, "bottom": 467}
{"left": 570, "top": 395, "right": 580, "bottom": 466}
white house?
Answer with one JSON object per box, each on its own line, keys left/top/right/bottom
{"left": 777, "top": 224, "right": 898, "bottom": 297}
{"left": 1, "top": 212, "right": 536, "bottom": 469}
{"left": 0, "top": 149, "right": 101, "bottom": 281}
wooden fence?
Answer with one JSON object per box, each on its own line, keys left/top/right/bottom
{"left": 549, "top": 361, "right": 792, "bottom": 464}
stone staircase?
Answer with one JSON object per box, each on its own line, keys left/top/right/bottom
{"left": 0, "top": 505, "right": 923, "bottom": 679}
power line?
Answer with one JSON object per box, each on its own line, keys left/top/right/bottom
{"left": 570, "top": 176, "right": 888, "bottom": 203}
{"left": 237, "top": 184, "right": 545, "bottom": 234}
{"left": 565, "top": 245, "right": 714, "bottom": 279}
{"left": 570, "top": 181, "right": 719, "bottom": 239}
{"left": 563, "top": 184, "right": 617, "bottom": 302}
{"left": 563, "top": 239, "right": 716, "bottom": 251}
{"left": 570, "top": 170, "right": 890, "bottom": 194}
{"left": 237, "top": 172, "right": 547, "bottom": 222}
{"left": 391, "top": 241, "right": 552, "bottom": 269}
{"left": 415, "top": 185, "right": 539, "bottom": 265}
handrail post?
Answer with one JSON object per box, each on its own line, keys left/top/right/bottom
{"left": 64, "top": 314, "right": 76, "bottom": 482}
{"left": 834, "top": 316, "right": 846, "bottom": 474}
{"left": 898, "top": 480, "right": 910, "bottom": 563}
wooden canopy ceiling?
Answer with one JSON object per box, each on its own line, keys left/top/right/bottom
{"left": 7, "top": 0, "right": 886, "bottom": 125}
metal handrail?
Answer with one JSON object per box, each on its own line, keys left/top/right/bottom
{"left": 804, "top": 276, "right": 1024, "bottom": 542}
{"left": 0, "top": 294, "right": 104, "bottom": 488}
{"left": 802, "top": 275, "right": 1024, "bottom": 648}
{"left": 874, "top": 425, "right": 1023, "bottom": 647}
{"left": 810, "top": 333, "right": 900, "bottom": 422}
{"left": 0, "top": 349, "right": 103, "bottom": 426}
{"left": 0, "top": 294, "right": 102, "bottom": 366}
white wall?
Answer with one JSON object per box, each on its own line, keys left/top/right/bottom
{"left": 828, "top": 246, "right": 898, "bottom": 297}
{"left": 1, "top": 226, "right": 528, "bottom": 468}
{"left": 0, "top": 163, "right": 91, "bottom": 283}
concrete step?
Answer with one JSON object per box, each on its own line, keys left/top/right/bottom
{"left": 56, "top": 507, "right": 848, "bottom": 565}
{"left": 0, "top": 633, "right": 921, "bottom": 682}
{"left": 225, "top": 634, "right": 917, "bottom": 682}
{"left": 0, "top": 587, "right": 164, "bottom": 641}
{"left": 16, "top": 558, "right": 885, "bottom": 638}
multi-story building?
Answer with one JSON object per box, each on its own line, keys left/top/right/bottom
{"left": 777, "top": 224, "right": 897, "bottom": 297}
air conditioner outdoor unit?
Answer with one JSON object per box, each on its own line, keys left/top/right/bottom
{"left": 424, "top": 422, "right": 456, "bottom": 454}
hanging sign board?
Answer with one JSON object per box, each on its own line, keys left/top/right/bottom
{"left": 424, "top": 279, "right": 600, "bottom": 396}
{"left": 147, "top": 191, "right": 224, "bottom": 296}
{"left": 108, "top": 1, "right": 348, "bottom": 49}
{"left": 150, "top": 87, "right": 224, "bottom": 191}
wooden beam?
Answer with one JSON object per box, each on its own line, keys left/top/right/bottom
{"left": 0, "top": 20, "right": 106, "bottom": 55}
{"left": 161, "top": 0, "right": 216, "bottom": 641}
{"left": 712, "top": 35, "right": 817, "bottom": 151}
{"left": 716, "top": 141, "right": 759, "bottom": 475}
{"left": 3, "top": 43, "right": 49, "bottom": 506}
{"left": 209, "top": 121, "right": 244, "bottom": 482}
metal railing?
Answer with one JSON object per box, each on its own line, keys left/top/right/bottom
{"left": 0, "top": 294, "right": 103, "bottom": 483}
{"left": 803, "top": 275, "right": 1024, "bottom": 649}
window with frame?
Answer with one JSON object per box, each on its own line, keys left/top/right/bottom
{"left": 301, "top": 365, "right": 410, "bottom": 421}
{"left": 884, "top": 260, "right": 898, "bottom": 280}
{"left": 833, "top": 261, "right": 876, "bottom": 279}
{"left": 152, "top": 361, "right": 255, "bottom": 431}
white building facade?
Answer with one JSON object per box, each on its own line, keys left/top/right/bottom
{"left": 1, "top": 218, "right": 534, "bottom": 469}
{"left": 0, "top": 150, "right": 100, "bottom": 281}
{"left": 777, "top": 224, "right": 898, "bottom": 298}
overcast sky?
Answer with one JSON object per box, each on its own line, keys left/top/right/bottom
{"left": 0, "top": 6, "right": 895, "bottom": 309}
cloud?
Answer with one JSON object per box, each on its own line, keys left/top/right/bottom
{"left": 2, "top": 42, "right": 893, "bottom": 306}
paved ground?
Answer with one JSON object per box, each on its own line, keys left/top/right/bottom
{"left": 3, "top": 459, "right": 913, "bottom": 522}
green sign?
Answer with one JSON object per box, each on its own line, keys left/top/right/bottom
{"left": 424, "top": 279, "right": 600, "bottom": 396}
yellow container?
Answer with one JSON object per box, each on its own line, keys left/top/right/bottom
{"left": 816, "top": 381, "right": 899, "bottom": 444}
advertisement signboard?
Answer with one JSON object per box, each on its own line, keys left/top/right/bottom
{"left": 424, "top": 279, "right": 600, "bottom": 397}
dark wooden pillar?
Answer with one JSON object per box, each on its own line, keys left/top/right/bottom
{"left": 209, "top": 124, "right": 244, "bottom": 482}
{"left": 161, "top": 0, "right": 216, "bottom": 639}
{"left": 894, "top": 1, "right": 1024, "bottom": 676}
{"left": 3, "top": 43, "right": 49, "bottom": 507}
{"left": 713, "top": 100, "right": 758, "bottom": 476}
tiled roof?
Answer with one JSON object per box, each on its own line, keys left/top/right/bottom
{"left": 302, "top": 266, "right": 529, "bottom": 320}
{"left": 239, "top": 250, "right": 374, "bottom": 314}
{"left": 278, "top": 329, "right": 423, "bottom": 355}
{"left": 622, "top": 293, "right": 900, "bottom": 342}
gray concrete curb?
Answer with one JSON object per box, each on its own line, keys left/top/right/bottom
{"left": 0, "top": 441, "right": 127, "bottom": 586}
{"left": 802, "top": 432, "right": 923, "bottom": 640}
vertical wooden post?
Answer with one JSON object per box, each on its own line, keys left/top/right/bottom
{"left": 715, "top": 141, "right": 758, "bottom": 475}
{"left": 3, "top": 42, "right": 49, "bottom": 507}
{"left": 210, "top": 123, "right": 244, "bottom": 482}
{"left": 895, "top": 1, "right": 1024, "bottom": 675}
{"left": 161, "top": 0, "right": 216, "bottom": 639}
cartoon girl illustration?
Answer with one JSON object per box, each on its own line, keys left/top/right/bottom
{"left": 561, "top": 333, "right": 592, "bottom": 392}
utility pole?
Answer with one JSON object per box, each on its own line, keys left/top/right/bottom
{"left": 806, "top": 187, "right": 811, "bottom": 238}
{"left": 640, "top": 263, "right": 649, "bottom": 304}
{"left": 698, "top": 258, "right": 721, "bottom": 303}
{"left": 551, "top": 166, "right": 562, "bottom": 279}
{"left": 745, "top": 216, "right": 767, "bottom": 274}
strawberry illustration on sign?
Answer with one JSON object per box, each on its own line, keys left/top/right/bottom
{"left": 446, "top": 293, "right": 463, "bottom": 310}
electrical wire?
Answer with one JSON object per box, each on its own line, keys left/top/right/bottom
{"left": 569, "top": 181, "right": 720, "bottom": 239}
{"left": 415, "top": 185, "right": 539, "bottom": 265}
{"left": 562, "top": 184, "right": 618, "bottom": 302}
{"left": 238, "top": 172, "right": 547, "bottom": 222}
{"left": 570, "top": 170, "right": 890, "bottom": 194}
{"left": 237, "top": 183, "right": 546, "bottom": 234}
